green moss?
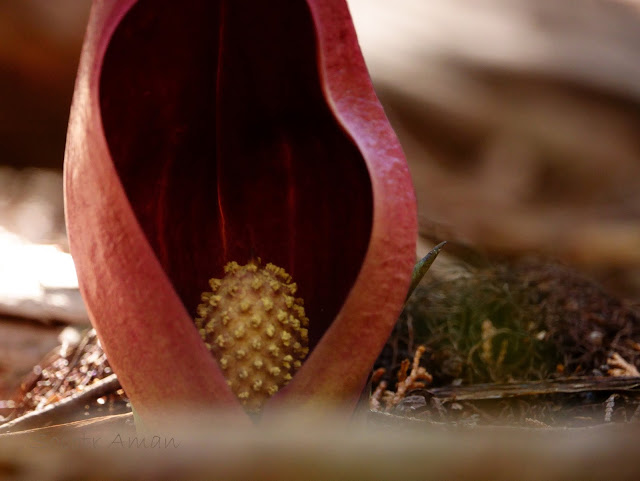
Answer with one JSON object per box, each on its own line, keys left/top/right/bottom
{"left": 397, "top": 265, "right": 561, "bottom": 385}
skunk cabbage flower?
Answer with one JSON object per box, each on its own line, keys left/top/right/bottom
{"left": 64, "top": 0, "right": 416, "bottom": 424}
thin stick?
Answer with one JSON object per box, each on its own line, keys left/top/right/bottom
{"left": 429, "top": 377, "right": 640, "bottom": 403}
{"left": 0, "top": 374, "right": 121, "bottom": 434}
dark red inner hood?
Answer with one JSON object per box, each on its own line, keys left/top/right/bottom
{"left": 99, "top": 0, "right": 373, "bottom": 347}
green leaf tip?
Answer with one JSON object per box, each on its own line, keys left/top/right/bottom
{"left": 405, "top": 241, "right": 447, "bottom": 303}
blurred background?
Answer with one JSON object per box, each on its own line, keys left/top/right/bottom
{"left": 0, "top": 0, "right": 91, "bottom": 402}
{"left": 0, "top": 0, "right": 88, "bottom": 243}
{"left": 1, "top": 0, "right": 640, "bottom": 398}
{"left": 348, "top": 0, "right": 640, "bottom": 298}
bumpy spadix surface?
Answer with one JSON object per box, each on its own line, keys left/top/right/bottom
{"left": 195, "top": 261, "right": 310, "bottom": 412}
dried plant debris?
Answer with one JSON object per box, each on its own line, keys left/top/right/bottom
{"left": 373, "top": 256, "right": 640, "bottom": 427}
{"left": 371, "top": 347, "right": 640, "bottom": 427}
{"left": 370, "top": 346, "right": 433, "bottom": 413}
{"left": 608, "top": 353, "right": 640, "bottom": 377}
{"left": 518, "top": 259, "right": 640, "bottom": 377}
{"left": 0, "top": 328, "right": 128, "bottom": 431}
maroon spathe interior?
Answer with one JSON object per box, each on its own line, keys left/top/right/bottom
{"left": 99, "top": 0, "right": 373, "bottom": 347}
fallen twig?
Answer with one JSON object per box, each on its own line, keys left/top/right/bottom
{"left": 427, "top": 377, "right": 640, "bottom": 403}
{"left": 0, "top": 374, "right": 121, "bottom": 434}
